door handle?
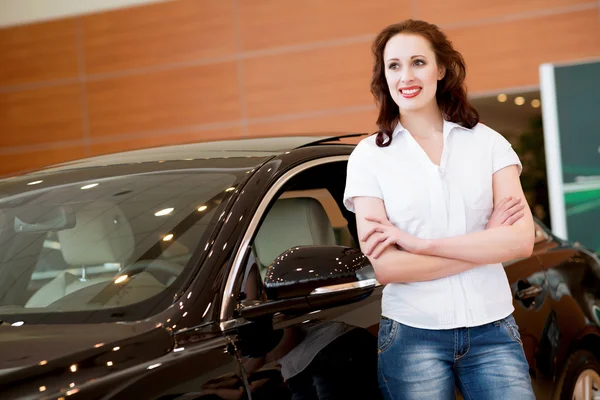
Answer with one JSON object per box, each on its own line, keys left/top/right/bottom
{"left": 515, "top": 284, "right": 543, "bottom": 301}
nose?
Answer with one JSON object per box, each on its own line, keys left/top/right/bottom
{"left": 401, "top": 68, "right": 414, "bottom": 84}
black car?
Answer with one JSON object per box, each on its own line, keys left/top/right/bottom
{"left": 0, "top": 135, "right": 599, "bottom": 400}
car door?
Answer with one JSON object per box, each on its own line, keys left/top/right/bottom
{"left": 532, "top": 222, "right": 600, "bottom": 398}
{"left": 219, "top": 157, "right": 383, "bottom": 400}
{"left": 502, "top": 220, "right": 559, "bottom": 398}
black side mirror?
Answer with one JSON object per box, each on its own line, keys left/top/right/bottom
{"left": 237, "top": 245, "right": 377, "bottom": 320}
{"left": 264, "top": 245, "right": 375, "bottom": 300}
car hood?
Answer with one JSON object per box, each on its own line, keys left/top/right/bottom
{"left": 0, "top": 321, "right": 173, "bottom": 399}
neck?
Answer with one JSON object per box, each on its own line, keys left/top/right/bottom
{"left": 399, "top": 102, "right": 444, "bottom": 138}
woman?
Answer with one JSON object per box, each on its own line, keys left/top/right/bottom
{"left": 343, "top": 20, "right": 536, "bottom": 399}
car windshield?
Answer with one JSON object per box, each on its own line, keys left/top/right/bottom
{"left": 0, "top": 164, "right": 254, "bottom": 317}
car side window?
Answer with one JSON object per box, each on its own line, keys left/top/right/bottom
{"left": 239, "top": 160, "right": 361, "bottom": 303}
{"left": 249, "top": 188, "right": 353, "bottom": 281}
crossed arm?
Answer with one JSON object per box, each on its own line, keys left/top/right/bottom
{"left": 354, "top": 165, "right": 535, "bottom": 285}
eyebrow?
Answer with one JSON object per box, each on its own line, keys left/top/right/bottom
{"left": 385, "top": 55, "right": 427, "bottom": 62}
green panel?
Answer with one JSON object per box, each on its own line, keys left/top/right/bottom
{"left": 555, "top": 61, "right": 600, "bottom": 252}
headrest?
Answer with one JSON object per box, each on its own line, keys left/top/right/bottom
{"left": 254, "top": 197, "right": 336, "bottom": 268}
{"left": 58, "top": 201, "right": 134, "bottom": 266}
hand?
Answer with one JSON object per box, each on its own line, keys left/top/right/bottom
{"left": 486, "top": 196, "right": 525, "bottom": 229}
{"left": 361, "top": 217, "right": 429, "bottom": 258}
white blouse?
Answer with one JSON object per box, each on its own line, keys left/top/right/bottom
{"left": 344, "top": 120, "right": 522, "bottom": 329}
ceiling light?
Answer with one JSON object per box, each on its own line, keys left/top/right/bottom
{"left": 497, "top": 94, "right": 507, "bottom": 103}
{"left": 27, "top": 180, "right": 43, "bottom": 186}
{"left": 114, "top": 275, "right": 128, "bottom": 284}
{"left": 514, "top": 96, "right": 525, "bottom": 106}
{"left": 163, "top": 234, "right": 174, "bottom": 241}
{"left": 531, "top": 99, "right": 541, "bottom": 108}
{"left": 155, "top": 208, "right": 174, "bottom": 217}
{"left": 197, "top": 205, "right": 208, "bottom": 212}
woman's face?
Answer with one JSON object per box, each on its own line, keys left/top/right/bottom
{"left": 383, "top": 33, "right": 444, "bottom": 113}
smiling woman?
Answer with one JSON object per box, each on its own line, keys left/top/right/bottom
{"left": 345, "top": 19, "right": 536, "bottom": 400}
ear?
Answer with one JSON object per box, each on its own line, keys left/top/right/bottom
{"left": 438, "top": 66, "right": 446, "bottom": 80}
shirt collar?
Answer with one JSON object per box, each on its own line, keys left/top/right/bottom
{"left": 443, "top": 120, "right": 473, "bottom": 138}
{"left": 391, "top": 119, "right": 473, "bottom": 139}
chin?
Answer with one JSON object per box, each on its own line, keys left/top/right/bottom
{"left": 396, "top": 95, "right": 435, "bottom": 113}
{"left": 398, "top": 101, "right": 426, "bottom": 112}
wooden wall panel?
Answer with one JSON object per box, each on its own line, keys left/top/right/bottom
{"left": 1, "top": 0, "right": 599, "bottom": 177}
{"left": 86, "top": 62, "right": 241, "bottom": 138}
{"left": 83, "top": 0, "right": 236, "bottom": 75}
{"left": 248, "top": 108, "right": 378, "bottom": 136}
{"left": 452, "top": 10, "right": 600, "bottom": 92}
{"left": 90, "top": 127, "right": 243, "bottom": 156}
{"left": 0, "top": 146, "right": 86, "bottom": 176}
{"left": 244, "top": 42, "right": 373, "bottom": 119}
{"left": 0, "top": 84, "right": 84, "bottom": 147}
{"left": 420, "top": 0, "right": 589, "bottom": 26}
{"left": 0, "top": 19, "right": 79, "bottom": 86}
{"left": 238, "top": 0, "right": 410, "bottom": 51}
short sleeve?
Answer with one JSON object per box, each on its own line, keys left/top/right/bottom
{"left": 492, "top": 131, "right": 522, "bottom": 176}
{"left": 343, "top": 143, "right": 383, "bottom": 213}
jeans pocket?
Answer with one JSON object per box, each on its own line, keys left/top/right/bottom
{"left": 378, "top": 317, "right": 399, "bottom": 354}
{"left": 497, "top": 315, "right": 523, "bottom": 346}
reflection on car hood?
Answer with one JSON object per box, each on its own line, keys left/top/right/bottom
{"left": 0, "top": 321, "right": 173, "bottom": 398}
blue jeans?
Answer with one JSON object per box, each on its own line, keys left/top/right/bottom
{"left": 377, "top": 315, "right": 535, "bottom": 400}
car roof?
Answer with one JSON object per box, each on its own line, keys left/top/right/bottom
{"left": 22, "top": 134, "right": 365, "bottom": 176}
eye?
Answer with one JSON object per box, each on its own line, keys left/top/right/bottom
{"left": 413, "top": 59, "right": 426, "bottom": 66}
{"left": 387, "top": 62, "right": 399, "bottom": 70}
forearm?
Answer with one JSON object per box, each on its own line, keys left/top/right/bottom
{"left": 423, "top": 224, "right": 534, "bottom": 265}
{"left": 368, "top": 246, "right": 479, "bottom": 285}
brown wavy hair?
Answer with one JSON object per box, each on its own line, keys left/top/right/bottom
{"left": 371, "top": 19, "right": 479, "bottom": 147}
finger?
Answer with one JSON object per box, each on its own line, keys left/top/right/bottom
{"left": 381, "top": 219, "right": 394, "bottom": 227}
{"left": 367, "top": 237, "right": 387, "bottom": 257}
{"left": 361, "top": 225, "right": 384, "bottom": 242}
{"left": 496, "top": 196, "right": 511, "bottom": 210}
{"left": 364, "top": 216, "right": 383, "bottom": 224}
{"left": 371, "top": 237, "right": 396, "bottom": 259}
{"left": 490, "top": 197, "right": 512, "bottom": 222}
{"left": 365, "top": 233, "right": 387, "bottom": 255}
{"left": 500, "top": 197, "right": 520, "bottom": 213}
{"left": 501, "top": 202, "right": 524, "bottom": 223}
{"left": 500, "top": 199, "right": 524, "bottom": 223}
{"left": 504, "top": 211, "right": 524, "bottom": 226}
